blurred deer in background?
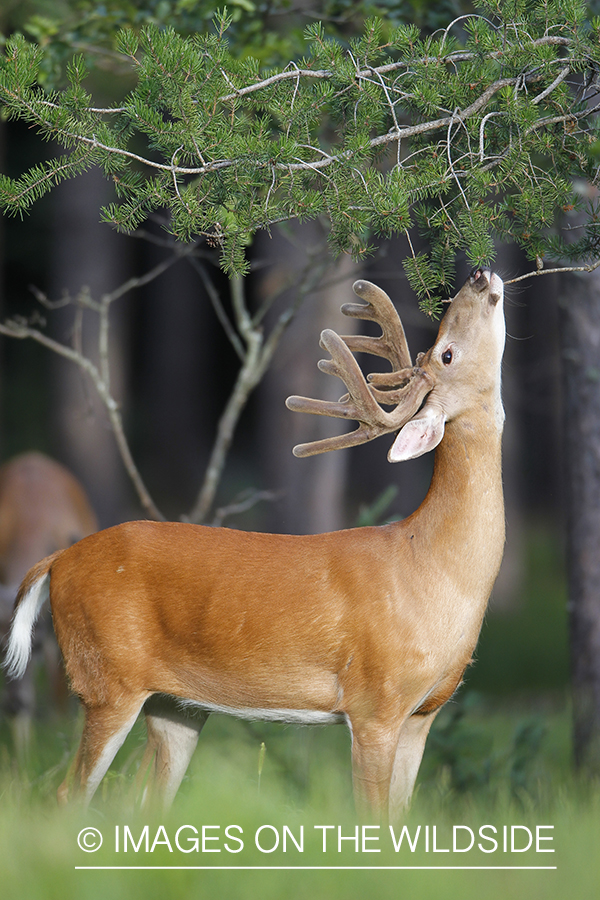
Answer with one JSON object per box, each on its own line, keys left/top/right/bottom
{"left": 0, "top": 452, "right": 97, "bottom": 753}
{"left": 4, "top": 268, "right": 505, "bottom": 821}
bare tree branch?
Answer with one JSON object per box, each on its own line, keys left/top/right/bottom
{"left": 210, "top": 489, "right": 284, "bottom": 528}
{"left": 187, "top": 257, "right": 245, "bottom": 360}
{"left": 0, "top": 222, "right": 341, "bottom": 528}
{"left": 186, "top": 248, "right": 334, "bottom": 524}
{"left": 186, "top": 306, "right": 263, "bottom": 524}
{"left": 0, "top": 317, "right": 164, "bottom": 521}
{"left": 0, "top": 244, "right": 200, "bottom": 520}
{"left": 505, "top": 260, "right": 600, "bottom": 285}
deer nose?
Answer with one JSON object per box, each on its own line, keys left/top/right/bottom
{"left": 469, "top": 266, "right": 492, "bottom": 288}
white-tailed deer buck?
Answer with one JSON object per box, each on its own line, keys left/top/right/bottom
{"left": 4, "top": 268, "right": 505, "bottom": 821}
{"left": 0, "top": 452, "right": 97, "bottom": 749}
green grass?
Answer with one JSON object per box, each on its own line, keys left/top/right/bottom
{"left": 0, "top": 693, "right": 598, "bottom": 900}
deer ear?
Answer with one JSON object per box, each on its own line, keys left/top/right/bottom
{"left": 388, "top": 406, "right": 446, "bottom": 462}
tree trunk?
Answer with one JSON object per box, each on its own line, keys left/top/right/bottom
{"left": 50, "top": 168, "right": 130, "bottom": 527}
{"left": 256, "top": 223, "right": 359, "bottom": 534}
{"left": 560, "top": 269, "right": 600, "bottom": 771}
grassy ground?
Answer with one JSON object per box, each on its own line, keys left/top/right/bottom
{"left": 0, "top": 692, "right": 598, "bottom": 900}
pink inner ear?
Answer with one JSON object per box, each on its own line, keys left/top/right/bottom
{"left": 388, "top": 411, "right": 446, "bottom": 462}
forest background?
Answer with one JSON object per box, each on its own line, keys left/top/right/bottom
{"left": 0, "top": 2, "right": 598, "bottom": 898}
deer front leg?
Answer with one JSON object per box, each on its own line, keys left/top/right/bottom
{"left": 349, "top": 719, "right": 403, "bottom": 822}
{"left": 388, "top": 710, "right": 439, "bottom": 824}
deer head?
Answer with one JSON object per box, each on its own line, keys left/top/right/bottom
{"left": 286, "top": 267, "right": 505, "bottom": 461}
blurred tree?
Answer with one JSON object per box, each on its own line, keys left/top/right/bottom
{"left": 560, "top": 266, "right": 600, "bottom": 773}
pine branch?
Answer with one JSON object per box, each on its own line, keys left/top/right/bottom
{"left": 2, "top": 5, "right": 599, "bottom": 301}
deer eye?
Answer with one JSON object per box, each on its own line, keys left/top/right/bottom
{"left": 442, "top": 349, "right": 453, "bottom": 365}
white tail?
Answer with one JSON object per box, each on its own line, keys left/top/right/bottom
{"left": 0, "top": 453, "right": 97, "bottom": 730}
{"left": 4, "top": 565, "right": 52, "bottom": 680}
{"left": 4, "top": 270, "right": 505, "bottom": 820}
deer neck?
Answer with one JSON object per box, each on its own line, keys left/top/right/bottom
{"left": 403, "top": 407, "right": 505, "bottom": 603}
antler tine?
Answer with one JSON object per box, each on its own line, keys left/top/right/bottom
{"left": 339, "top": 280, "right": 412, "bottom": 372}
{"left": 286, "top": 329, "right": 392, "bottom": 424}
{"left": 286, "top": 317, "right": 434, "bottom": 458}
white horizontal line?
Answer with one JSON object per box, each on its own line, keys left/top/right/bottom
{"left": 75, "top": 865, "right": 558, "bottom": 871}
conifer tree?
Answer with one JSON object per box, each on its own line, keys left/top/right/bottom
{"left": 1, "top": 2, "right": 600, "bottom": 312}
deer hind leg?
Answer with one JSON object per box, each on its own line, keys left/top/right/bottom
{"left": 388, "top": 710, "right": 440, "bottom": 824}
{"left": 3, "top": 612, "right": 43, "bottom": 762}
{"left": 57, "top": 695, "right": 146, "bottom": 807}
{"left": 136, "top": 695, "right": 208, "bottom": 812}
{"left": 4, "top": 663, "right": 35, "bottom": 763}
